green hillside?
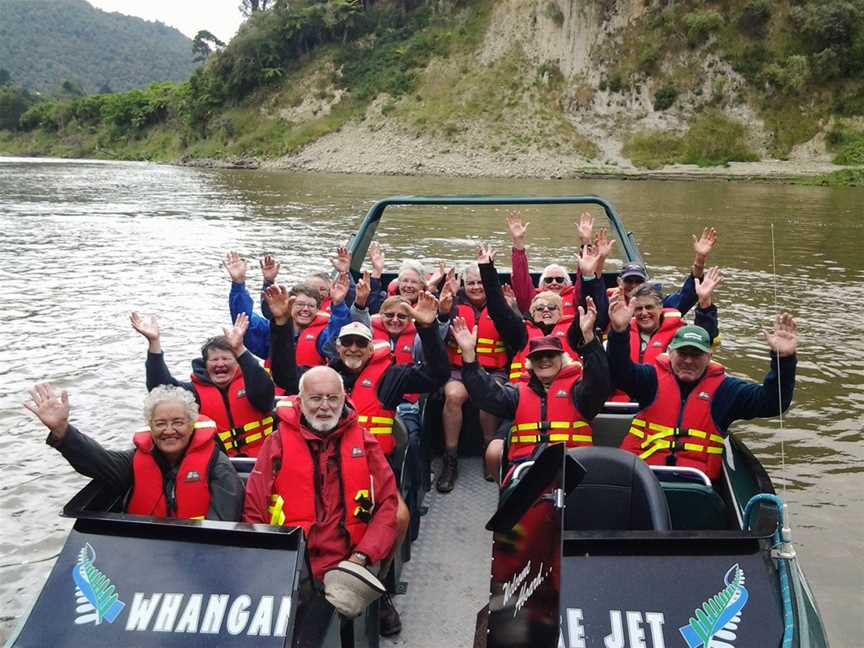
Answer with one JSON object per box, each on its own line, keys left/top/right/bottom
{"left": 0, "top": 0, "right": 195, "bottom": 94}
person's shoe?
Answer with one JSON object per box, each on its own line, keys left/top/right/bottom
{"left": 436, "top": 454, "right": 458, "bottom": 493}
{"left": 379, "top": 593, "right": 402, "bottom": 636}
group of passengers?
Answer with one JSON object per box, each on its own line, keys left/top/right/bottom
{"left": 26, "top": 211, "right": 798, "bottom": 636}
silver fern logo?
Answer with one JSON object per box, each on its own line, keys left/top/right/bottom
{"left": 72, "top": 543, "right": 125, "bottom": 625}
{"left": 680, "top": 564, "right": 748, "bottom": 648}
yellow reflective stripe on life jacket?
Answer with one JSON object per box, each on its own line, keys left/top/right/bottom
{"left": 268, "top": 494, "right": 286, "bottom": 526}
{"left": 194, "top": 419, "right": 216, "bottom": 430}
{"left": 510, "top": 420, "right": 589, "bottom": 444}
{"left": 217, "top": 415, "right": 274, "bottom": 450}
{"left": 638, "top": 437, "right": 725, "bottom": 460}
{"left": 357, "top": 415, "right": 393, "bottom": 436}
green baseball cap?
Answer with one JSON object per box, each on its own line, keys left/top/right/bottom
{"left": 668, "top": 326, "right": 712, "bottom": 353}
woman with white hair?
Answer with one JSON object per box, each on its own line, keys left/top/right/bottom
{"left": 26, "top": 383, "right": 244, "bottom": 520}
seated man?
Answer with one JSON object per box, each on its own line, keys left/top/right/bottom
{"left": 27, "top": 383, "right": 243, "bottom": 520}
{"left": 243, "top": 367, "right": 399, "bottom": 624}
{"left": 607, "top": 296, "right": 797, "bottom": 480}
{"left": 452, "top": 297, "right": 610, "bottom": 481}
{"left": 131, "top": 311, "right": 276, "bottom": 457}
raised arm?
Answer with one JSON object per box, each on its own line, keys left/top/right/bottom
{"left": 693, "top": 266, "right": 722, "bottom": 342}
{"left": 264, "top": 285, "right": 299, "bottom": 394}
{"left": 226, "top": 313, "right": 275, "bottom": 412}
{"left": 507, "top": 211, "right": 537, "bottom": 313}
{"left": 131, "top": 312, "right": 191, "bottom": 391}
{"left": 570, "top": 298, "right": 611, "bottom": 418}
{"left": 606, "top": 296, "right": 658, "bottom": 406}
{"left": 478, "top": 245, "right": 527, "bottom": 353}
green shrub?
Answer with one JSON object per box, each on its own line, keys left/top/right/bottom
{"left": 19, "top": 102, "right": 58, "bottom": 131}
{"left": 638, "top": 42, "right": 661, "bottom": 73}
{"left": 789, "top": 1, "right": 860, "bottom": 54}
{"left": 0, "top": 85, "right": 38, "bottom": 131}
{"left": 763, "top": 55, "right": 810, "bottom": 93}
{"left": 607, "top": 72, "right": 624, "bottom": 93}
{"left": 827, "top": 122, "right": 864, "bottom": 164}
{"left": 622, "top": 130, "right": 684, "bottom": 169}
{"left": 738, "top": 0, "right": 772, "bottom": 37}
{"left": 653, "top": 84, "right": 678, "bottom": 111}
{"left": 683, "top": 10, "right": 724, "bottom": 46}
{"left": 544, "top": 1, "right": 564, "bottom": 27}
{"left": 680, "top": 110, "right": 758, "bottom": 166}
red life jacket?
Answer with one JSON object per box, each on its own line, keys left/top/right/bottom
{"left": 609, "top": 309, "right": 684, "bottom": 402}
{"left": 371, "top": 316, "right": 420, "bottom": 404}
{"left": 508, "top": 317, "right": 582, "bottom": 382}
{"left": 294, "top": 312, "right": 331, "bottom": 367}
{"left": 448, "top": 303, "right": 507, "bottom": 369}
{"left": 508, "top": 364, "right": 591, "bottom": 462}
{"left": 321, "top": 297, "right": 333, "bottom": 312}
{"left": 620, "top": 354, "right": 727, "bottom": 479}
{"left": 347, "top": 341, "right": 397, "bottom": 455}
{"left": 555, "top": 284, "right": 579, "bottom": 318}
{"left": 127, "top": 416, "right": 217, "bottom": 519}
{"left": 191, "top": 371, "right": 273, "bottom": 458}
{"left": 268, "top": 398, "right": 372, "bottom": 547}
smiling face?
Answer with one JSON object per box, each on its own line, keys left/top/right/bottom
{"left": 291, "top": 293, "right": 319, "bottom": 327}
{"left": 528, "top": 351, "right": 563, "bottom": 385}
{"left": 149, "top": 401, "right": 194, "bottom": 464}
{"left": 669, "top": 347, "right": 711, "bottom": 384}
{"left": 299, "top": 368, "right": 346, "bottom": 433}
{"left": 307, "top": 276, "right": 330, "bottom": 300}
{"left": 397, "top": 269, "right": 423, "bottom": 303}
{"left": 336, "top": 335, "right": 373, "bottom": 372}
{"left": 631, "top": 295, "right": 662, "bottom": 335}
{"left": 530, "top": 295, "right": 562, "bottom": 326}
{"left": 380, "top": 307, "right": 410, "bottom": 336}
{"left": 205, "top": 347, "right": 238, "bottom": 388}
{"left": 463, "top": 270, "right": 486, "bottom": 304}
{"left": 539, "top": 266, "right": 568, "bottom": 294}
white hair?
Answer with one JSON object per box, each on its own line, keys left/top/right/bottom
{"left": 397, "top": 259, "right": 426, "bottom": 281}
{"left": 299, "top": 366, "right": 345, "bottom": 396}
{"left": 143, "top": 385, "right": 198, "bottom": 423}
{"left": 459, "top": 262, "right": 481, "bottom": 285}
{"left": 538, "top": 263, "right": 572, "bottom": 286}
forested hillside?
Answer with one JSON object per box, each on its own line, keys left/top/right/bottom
{"left": 0, "top": 0, "right": 195, "bottom": 94}
{"left": 2, "top": 0, "right": 863, "bottom": 185}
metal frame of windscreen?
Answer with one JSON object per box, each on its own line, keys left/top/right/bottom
{"left": 345, "top": 195, "right": 644, "bottom": 274}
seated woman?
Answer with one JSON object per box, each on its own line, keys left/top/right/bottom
{"left": 26, "top": 383, "right": 244, "bottom": 521}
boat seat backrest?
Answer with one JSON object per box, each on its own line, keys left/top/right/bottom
{"left": 565, "top": 447, "right": 671, "bottom": 531}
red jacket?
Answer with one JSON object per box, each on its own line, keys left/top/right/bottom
{"left": 620, "top": 355, "right": 726, "bottom": 479}
{"left": 348, "top": 341, "right": 398, "bottom": 455}
{"left": 242, "top": 399, "right": 399, "bottom": 581}
{"left": 448, "top": 303, "right": 507, "bottom": 370}
{"left": 293, "top": 312, "right": 331, "bottom": 367}
{"left": 508, "top": 318, "right": 581, "bottom": 382}
{"left": 510, "top": 247, "right": 581, "bottom": 317}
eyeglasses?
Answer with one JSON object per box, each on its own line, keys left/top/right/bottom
{"left": 294, "top": 301, "right": 318, "bottom": 312}
{"left": 530, "top": 351, "right": 561, "bottom": 361}
{"left": 304, "top": 394, "right": 343, "bottom": 406}
{"left": 532, "top": 304, "right": 559, "bottom": 312}
{"left": 152, "top": 418, "right": 189, "bottom": 432}
{"left": 339, "top": 336, "right": 370, "bottom": 349}
{"left": 543, "top": 276, "right": 566, "bottom": 284}
{"left": 381, "top": 312, "right": 409, "bottom": 321}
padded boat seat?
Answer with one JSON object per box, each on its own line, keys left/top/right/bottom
{"left": 565, "top": 447, "right": 671, "bottom": 531}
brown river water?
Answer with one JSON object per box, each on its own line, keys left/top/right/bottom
{"left": 0, "top": 157, "right": 861, "bottom": 644}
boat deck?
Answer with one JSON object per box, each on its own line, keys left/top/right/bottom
{"left": 383, "top": 458, "right": 498, "bottom": 648}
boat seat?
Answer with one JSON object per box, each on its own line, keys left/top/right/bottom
{"left": 564, "top": 447, "right": 671, "bottom": 531}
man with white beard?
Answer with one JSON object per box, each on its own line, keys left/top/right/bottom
{"left": 243, "top": 366, "right": 400, "bottom": 623}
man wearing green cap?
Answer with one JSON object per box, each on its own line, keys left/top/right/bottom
{"left": 607, "top": 296, "right": 798, "bottom": 480}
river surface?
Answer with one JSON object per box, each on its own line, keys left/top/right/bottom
{"left": 0, "top": 157, "right": 861, "bottom": 645}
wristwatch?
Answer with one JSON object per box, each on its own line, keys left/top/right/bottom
{"left": 351, "top": 552, "right": 368, "bottom": 565}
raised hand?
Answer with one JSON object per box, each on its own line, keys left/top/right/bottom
{"left": 355, "top": 271, "right": 371, "bottom": 309}
{"left": 427, "top": 260, "right": 446, "bottom": 291}
{"left": 506, "top": 211, "right": 529, "bottom": 249}
{"left": 223, "top": 312, "right": 249, "bottom": 355}
{"left": 577, "top": 212, "right": 595, "bottom": 245}
{"left": 502, "top": 283, "right": 518, "bottom": 310}
{"left": 608, "top": 294, "right": 635, "bottom": 333}
{"left": 223, "top": 250, "right": 247, "bottom": 284}
{"left": 578, "top": 244, "right": 601, "bottom": 277}
{"left": 577, "top": 296, "right": 597, "bottom": 343}
{"left": 330, "top": 272, "right": 350, "bottom": 306}
{"left": 368, "top": 241, "right": 384, "bottom": 278}
{"left": 476, "top": 243, "right": 496, "bottom": 265}
{"left": 443, "top": 267, "right": 460, "bottom": 297}
{"left": 695, "top": 266, "right": 722, "bottom": 308}
{"left": 259, "top": 255, "right": 280, "bottom": 283}
{"left": 764, "top": 313, "right": 797, "bottom": 357}
{"left": 330, "top": 246, "right": 352, "bottom": 274}
{"left": 400, "top": 290, "right": 440, "bottom": 326}
{"left": 693, "top": 227, "right": 718, "bottom": 260}
{"left": 263, "top": 284, "right": 295, "bottom": 324}
{"left": 24, "top": 383, "right": 70, "bottom": 438}
{"left": 450, "top": 316, "right": 478, "bottom": 358}
{"left": 130, "top": 311, "right": 160, "bottom": 341}
{"left": 594, "top": 227, "right": 616, "bottom": 259}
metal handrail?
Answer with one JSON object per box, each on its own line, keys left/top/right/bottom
{"left": 649, "top": 465, "right": 712, "bottom": 487}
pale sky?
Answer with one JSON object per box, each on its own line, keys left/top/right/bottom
{"left": 87, "top": 0, "right": 246, "bottom": 42}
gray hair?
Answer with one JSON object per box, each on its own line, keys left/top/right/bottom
{"left": 299, "top": 366, "right": 345, "bottom": 396}
{"left": 143, "top": 385, "right": 198, "bottom": 423}
{"left": 397, "top": 259, "right": 425, "bottom": 281}
{"left": 538, "top": 263, "right": 572, "bottom": 287}
{"left": 459, "top": 262, "right": 481, "bottom": 285}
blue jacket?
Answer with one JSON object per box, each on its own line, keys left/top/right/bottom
{"left": 607, "top": 327, "right": 796, "bottom": 434}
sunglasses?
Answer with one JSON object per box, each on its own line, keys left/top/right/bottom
{"left": 529, "top": 351, "right": 561, "bottom": 361}
{"left": 381, "top": 312, "right": 409, "bottom": 321}
{"left": 543, "top": 276, "right": 566, "bottom": 284}
{"left": 532, "top": 303, "right": 559, "bottom": 312}
{"left": 339, "top": 336, "right": 370, "bottom": 349}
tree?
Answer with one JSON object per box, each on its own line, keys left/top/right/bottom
{"left": 239, "top": 0, "right": 274, "bottom": 17}
{"left": 61, "top": 80, "right": 84, "bottom": 96}
{"left": 0, "top": 68, "right": 11, "bottom": 87}
{"left": 192, "top": 30, "right": 226, "bottom": 63}
{"left": 0, "top": 85, "right": 38, "bottom": 130}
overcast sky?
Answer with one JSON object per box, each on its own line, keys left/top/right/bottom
{"left": 87, "top": 1, "right": 246, "bottom": 42}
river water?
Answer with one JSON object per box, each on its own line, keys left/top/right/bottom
{"left": 0, "top": 157, "right": 861, "bottom": 645}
